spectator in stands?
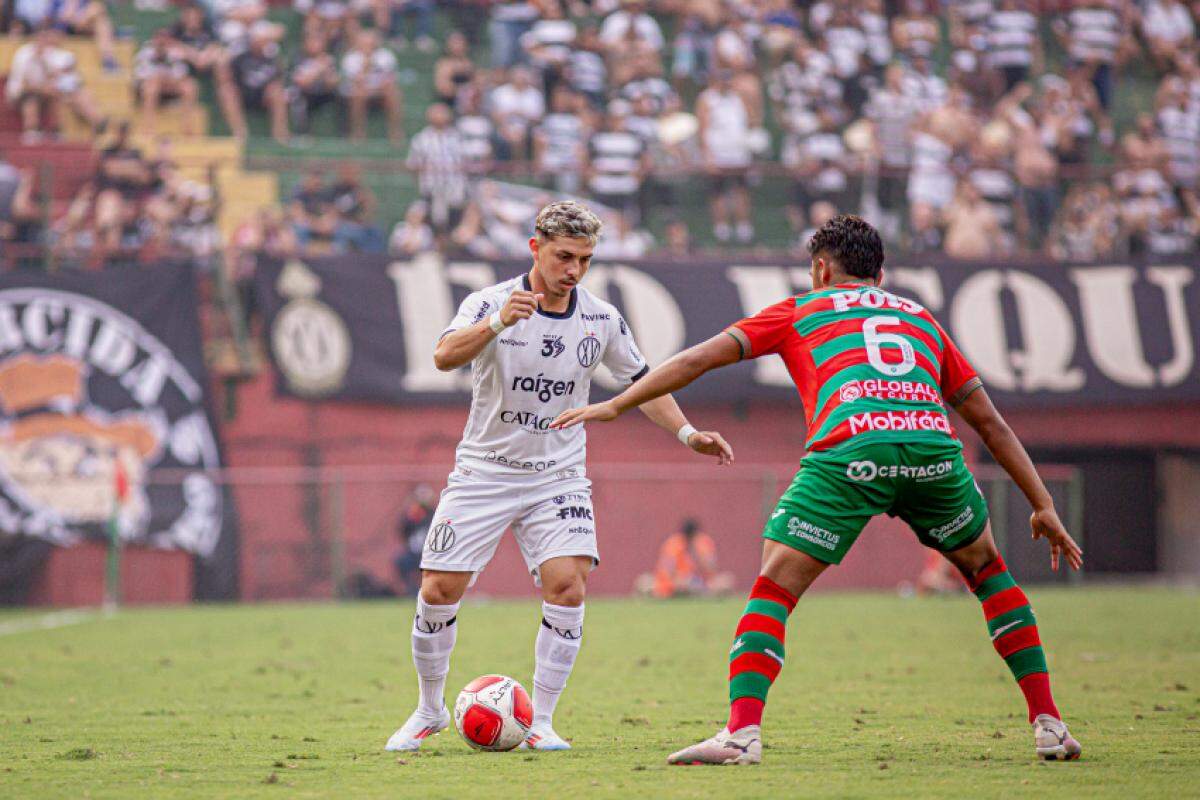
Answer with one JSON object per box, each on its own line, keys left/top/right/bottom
{"left": 787, "top": 112, "right": 853, "bottom": 234}
{"left": 1113, "top": 136, "right": 1176, "bottom": 256}
{"left": 295, "top": 0, "right": 358, "bottom": 49}
{"left": 220, "top": 23, "right": 290, "bottom": 143}
{"left": 490, "top": 66, "right": 545, "bottom": 160}
{"left": 91, "top": 123, "right": 160, "bottom": 255}
{"left": 288, "top": 32, "right": 340, "bottom": 136}
{"left": 1121, "top": 112, "right": 1170, "bottom": 170}
{"left": 534, "top": 85, "right": 589, "bottom": 194}
{"left": 327, "top": 161, "right": 385, "bottom": 252}
{"left": 210, "top": 0, "right": 275, "bottom": 56}
{"left": 6, "top": 25, "right": 106, "bottom": 142}
{"left": 288, "top": 167, "right": 337, "bottom": 252}
{"left": 697, "top": 69, "right": 754, "bottom": 243}
{"left": 0, "top": 158, "right": 42, "bottom": 258}
{"left": 434, "top": 31, "right": 475, "bottom": 109}
{"left": 392, "top": 485, "right": 436, "bottom": 596}
{"left": 943, "top": 180, "right": 1002, "bottom": 259}
{"left": 565, "top": 23, "right": 607, "bottom": 109}
{"left": 169, "top": 2, "right": 224, "bottom": 76}
{"left": 1054, "top": 0, "right": 1136, "bottom": 111}
{"left": 948, "top": 14, "right": 999, "bottom": 104}
{"left": 389, "top": 200, "right": 435, "bottom": 255}
{"left": 585, "top": 101, "right": 646, "bottom": 226}
{"left": 967, "top": 124, "right": 1019, "bottom": 253}
{"left": 12, "top": 0, "right": 119, "bottom": 72}
{"left": 489, "top": 0, "right": 539, "bottom": 69}
{"left": 1156, "top": 75, "right": 1200, "bottom": 191}
{"left": 823, "top": 6, "right": 868, "bottom": 84}
{"left": 599, "top": 0, "right": 664, "bottom": 55}
{"left": 863, "top": 63, "right": 918, "bottom": 237}
{"left": 662, "top": 215, "right": 692, "bottom": 258}
{"left": 1044, "top": 69, "right": 1111, "bottom": 169}
{"left": 135, "top": 29, "right": 202, "bottom": 137}
{"left": 1140, "top": 0, "right": 1195, "bottom": 73}
{"left": 998, "top": 83, "right": 1061, "bottom": 250}
{"left": 455, "top": 88, "right": 497, "bottom": 176}
{"left": 1144, "top": 201, "right": 1199, "bottom": 256}
{"left": 670, "top": 7, "right": 717, "bottom": 92}
{"left": 407, "top": 102, "right": 469, "bottom": 242}
{"left": 987, "top": 0, "right": 1040, "bottom": 94}
{"left": 1048, "top": 181, "right": 1119, "bottom": 259}
{"left": 377, "top": 0, "right": 436, "bottom": 53}
{"left": 522, "top": 0, "right": 576, "bottom": 98}
{"left": 341, "top": 29, "right": 404, "bottom": 145}
{"left": 892, "top": 0, "right": 939, "bottom": 61}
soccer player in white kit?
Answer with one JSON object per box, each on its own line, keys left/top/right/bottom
{"left": 385, "top": 200, "right": 733, "bottom": 752}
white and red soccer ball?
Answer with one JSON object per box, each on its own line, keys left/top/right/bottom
{"left": 453, "top": 674, "right": 533, "bottom": 751}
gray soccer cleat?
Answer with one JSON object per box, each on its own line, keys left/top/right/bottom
{"left": 667, "top": 725, "right": 762, "bottom": 765}
{"left": 1033, "top": 714, "right": 1082, "bottom": 761}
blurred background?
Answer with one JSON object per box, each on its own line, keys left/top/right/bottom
{"left": 0, "top": 0, "right": 1197, "bottom": 606}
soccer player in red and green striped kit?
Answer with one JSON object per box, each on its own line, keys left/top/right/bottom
{"left": 552, "top": 215, "right": 1084, "bottom": 765}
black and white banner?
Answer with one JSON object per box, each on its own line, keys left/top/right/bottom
{"left": 257, "top": 254, "right": 1200, "bottom": 407}
{"left": 0, "top": 265, "right": 237, "bottom": 599}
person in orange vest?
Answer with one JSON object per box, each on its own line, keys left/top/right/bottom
{"left": 650, "top": 518, "right": 733, "bottom": 598}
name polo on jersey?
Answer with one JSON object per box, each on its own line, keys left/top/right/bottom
{"left": 443, "top": 274, "right": 648, "bottom": 477}
{"left": 730, "top": 283, "right": 981, "bottom": 453}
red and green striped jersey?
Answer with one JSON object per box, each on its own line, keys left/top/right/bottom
{"left": 730, "top": 283, "right": 983, "bottom": 453}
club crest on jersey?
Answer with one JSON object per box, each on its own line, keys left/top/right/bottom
{"left": 427, "top": 521, "right": 456, "bottom": 553}
{"left": 541, "top": 335, "right": 565, "bottom": 358}
{"left": 577, "top": 334, "right": 601, "bottom": 367}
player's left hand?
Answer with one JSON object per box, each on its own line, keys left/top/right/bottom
{"left": 687, "top": 430, "right": 734, "bottom": 465}
{"left": 1030, "top": 506, "right": 1084, "bottom": 572}
{"left": 550, "top": 401, "right": 620, "bottom": 429}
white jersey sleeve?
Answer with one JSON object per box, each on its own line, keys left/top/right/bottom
{"left": 601, "top": 313, "right": 649, "bottom": 385}
{"left": 442, "top": 289, "right": 500, "bottom": 338}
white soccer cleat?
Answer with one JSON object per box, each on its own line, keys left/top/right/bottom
{"left": 667, "top": 725, "right": 762, "bottom": 765}
{"left": 519, "top": 723, "right": 571, "bottom": 751}
{"left": 385, "top": 706, "right": 451, "bottom": 752}
{"left": 1033, "top": 714, "right": 1082, "bottom": 761}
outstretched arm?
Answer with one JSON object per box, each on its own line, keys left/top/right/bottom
{"left": 954, "top": 387, "right": 1083, "bottom": 571}
{"left": 551, "top": 332, "right": 743, "bottom": 426}
{"left": 637, "top": 393, "right": 733, "bottom": 465}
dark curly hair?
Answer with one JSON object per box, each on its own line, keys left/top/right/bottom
{"left": 806, "top": 214, "right": 884, "bottom": 281}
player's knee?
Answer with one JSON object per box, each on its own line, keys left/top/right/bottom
{"left": 542, "top": 575, "right": 585, "bottom": 607}
{"left": 419, "top": 573, "right": 466, "bottom": 605}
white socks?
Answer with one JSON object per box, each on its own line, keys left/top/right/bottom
{"left": 411, "top": 596, "right": 460, "bottom": 717}
{"left": 533, "top": 601, "right": 585, "bottom": 728}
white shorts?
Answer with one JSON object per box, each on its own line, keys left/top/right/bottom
{"left": 420, "top": 470, "right": 598, "bottom": 585}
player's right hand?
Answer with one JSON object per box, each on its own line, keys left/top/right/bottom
{"left": 1030, "top": 507, "right": 1083, "bottom": 572}
{"left": 499, "top": 290, "right": 543, "bottom": 327}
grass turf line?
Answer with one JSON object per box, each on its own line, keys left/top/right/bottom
{"left": 0, "top": 587, "right": 1197, "bottom": 798}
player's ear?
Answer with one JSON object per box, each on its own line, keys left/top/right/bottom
{"left": 875, "top": 266, "right": 885, "bottom": 287}
{"left": 528, "top": 236, "right": 538, "bottom": 259}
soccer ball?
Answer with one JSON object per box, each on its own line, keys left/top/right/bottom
{"left": 453, "top": 674, "right": 533, "bottom": 751}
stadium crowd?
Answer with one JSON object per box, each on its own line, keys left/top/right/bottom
{"left": 2, "top": 0, "right": 1200, "bottom": 264}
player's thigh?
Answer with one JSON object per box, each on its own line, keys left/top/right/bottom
{"left": 763, "top": 451, "right": 891, "bottom": 565}
{"left": 419, "top": 479, "right": 520, "bottom": 575}
{"left": 940, "top": 521, "right": 1001, "bottom": 583}
{"left": 512, "top": 482, "right": 599, "bottom": 585}
{"left": 891, "top": 443, "right": 990, "bottom": 555}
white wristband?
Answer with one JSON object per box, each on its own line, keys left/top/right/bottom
{"left": 488, "top": 312, "right": 507, "bottom": 334}
{"left": 677, "top": 424, "right": 698, "bottom": 446}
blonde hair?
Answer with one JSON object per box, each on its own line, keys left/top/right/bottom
{"left": 534, "top": 200, "right": 603, "bottom": 244}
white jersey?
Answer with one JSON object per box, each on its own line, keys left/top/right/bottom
{"left": 443, "top": 274, "right": 648, "bottom": 480}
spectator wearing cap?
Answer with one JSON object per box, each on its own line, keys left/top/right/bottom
{"left": 490, "top": 66, "right": 545, "bottom": 160}
{"left": 697, "top": 68, "right": 755, "bottom": 243}
{"left": 135, "top": 29, "right": 202, "bottom": 137}
{"left": 219, "top": 21, "right": 289, "bottom": 142}
{"left": 585, "top": 100, "right": 648, "bottom": 228}
{"left": 340, "top": 29, "right": 405, "bottom": 145}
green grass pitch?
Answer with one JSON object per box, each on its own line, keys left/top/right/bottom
{"left": 1, "top": 587, "right": 1197, "bottom": 798}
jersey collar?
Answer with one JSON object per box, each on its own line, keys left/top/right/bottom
{"left": 524, "top": 273, "right": 578, "bottom": 319}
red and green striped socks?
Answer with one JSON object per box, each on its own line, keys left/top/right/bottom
{"left": 970, "top": 555, "right": 1060, "bottom": 723}
{"left": 728, "top": 576, "right": 798, "bottom": 731}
